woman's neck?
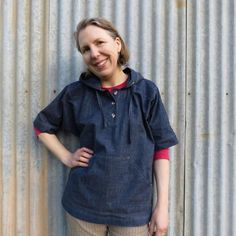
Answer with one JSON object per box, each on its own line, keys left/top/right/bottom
{"left": 100, "top": 68, "right": 128, "bottom": 87}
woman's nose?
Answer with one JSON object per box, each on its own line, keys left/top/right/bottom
{"left": 90, "top": 46, "right": 100, "bottom": 58}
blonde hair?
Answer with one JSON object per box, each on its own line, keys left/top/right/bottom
{"left": 74, "top": 17, "right": 129, "bottom": 66}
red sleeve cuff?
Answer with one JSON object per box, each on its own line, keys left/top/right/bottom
{"left": 34, "top": 127, "right": 42, "bottom": 136}
{"left": 153, "top": 148, "right": 170, "bottom": 160}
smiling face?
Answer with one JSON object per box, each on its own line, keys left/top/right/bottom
{"left": 78, "top": 25, "right": 122, "bottom": 81}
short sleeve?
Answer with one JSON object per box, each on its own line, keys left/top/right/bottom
{"left": 148, "top": 87, "right": 178, "bottom": 150}
{"left": 33, "top": 86, "right": 78, "bottom": 135}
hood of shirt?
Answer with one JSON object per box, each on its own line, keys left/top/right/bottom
{"left": 78, "top": 67, "right": 143, "bottom": 91}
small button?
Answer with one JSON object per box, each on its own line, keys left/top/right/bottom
{"left": 113, "top": 91, "right": 118, "bottom": 95}
{"left": 111, "top": 101, "right": 115, "bottom": 105}
{"left": 111, "top": 113, "right": 116, "bottom": 118}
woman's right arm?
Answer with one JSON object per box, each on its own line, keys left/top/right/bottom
{"left": 38, "top": 133, "right": 93, "bottom": 168}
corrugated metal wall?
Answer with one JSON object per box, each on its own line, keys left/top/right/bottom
{"left": 0, "top": 0, "right": 235, "bottom": 235}
{"left": 186, "top": 1, "right": 236, "bottom": 236}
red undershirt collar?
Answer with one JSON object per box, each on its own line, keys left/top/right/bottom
{"left": 101, "top": 79, "right": 128, "bottom": 92}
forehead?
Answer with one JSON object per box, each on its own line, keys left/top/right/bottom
{"left": 78, "top": 25, "right": 113, "bottom": 46}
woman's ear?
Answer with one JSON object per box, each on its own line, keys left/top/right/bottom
{"left": 115, "top": 37, "right": 122, "bottom": 53}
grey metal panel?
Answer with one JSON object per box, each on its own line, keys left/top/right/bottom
{"left": 186, "top": 0, "right": 236, "bottom": 235}
{"left": 161, "top": 2, "right": 186, "bottom": 236}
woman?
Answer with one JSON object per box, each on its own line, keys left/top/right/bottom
{"left": 34, "top": 17, "right": 178, "bottom": 236}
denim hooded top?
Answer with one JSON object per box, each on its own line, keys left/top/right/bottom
{"left": 34, "top": 67, "right": 178, "bottom": 226}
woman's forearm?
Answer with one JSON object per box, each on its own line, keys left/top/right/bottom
{"left": 154, "top": 159, "right": 170, "bottom": 208}
{"left": 38, "top": 132, "right": 72, "bottom": 166}
{"left": 149, "top": 159, "right": 170, "bottom": 234}
{"left": 37, "top": 132, "right": 94, "bottom": 168}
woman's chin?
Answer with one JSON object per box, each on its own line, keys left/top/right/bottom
{"left": 91, "top": 68, "right": 112, "bottom": 80}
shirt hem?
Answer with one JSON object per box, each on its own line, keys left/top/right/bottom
{"left": 62, "top": 200, "right": 151, "bottom": 227}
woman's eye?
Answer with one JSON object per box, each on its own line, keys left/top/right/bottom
{"left": 97, "top": 41, "right": 105, "bottom": 45}
{"left": 82, "top": 48, "right": 90, "bottom": 53}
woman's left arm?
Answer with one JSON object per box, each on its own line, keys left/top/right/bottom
{"left": 149, "top": 159, "right": 169, "bottom": 236}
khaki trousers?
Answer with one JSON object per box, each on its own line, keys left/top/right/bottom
{"left": 67, "top": 214, "right": 149, "bottom": 236}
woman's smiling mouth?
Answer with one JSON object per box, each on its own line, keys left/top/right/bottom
{"left": 93, "top": 58, "right": 108, "bottom": 69}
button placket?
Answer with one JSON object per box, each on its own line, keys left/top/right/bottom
{"left": 111, "top": 91, "right": 117, "bottom": 120}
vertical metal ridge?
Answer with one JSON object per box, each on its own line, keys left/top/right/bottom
{"left": 138, "top": 0, "right": 153, "bottom": 77}
{"left": 125, "top": 0, "right": 140, "bottom": 70}
{"left": 219, "top": 1, "right": 235, "bottom": 235}
{"left": 232, "top": 2, "right": 236, "bottom": 234}
{"left": 183, "top": 0, "right": 188, "bottom": 234}
{"left": 113, "top": 0, "right": 126, "bottom": 34}
{"left": 219, "top": 0, "right": 230, "bottom": 235}
{"left": 15, "top": 1, "right": 31, "bottom": 235}
{"left": 2, "top": 0, "right": 17, "bottom": 235}
{"left": 207, "top": 1, "right": 222, "bottom": 235}
{"left": 28, "top": 0, "right": 49, "bottom": 235}
{"left": 0, "top": 0, "right": 4, "bottom": 234}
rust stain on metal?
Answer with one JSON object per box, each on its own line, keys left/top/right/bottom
{"left": 176, "top": 0, "right": 186, "bottom": 9}
{"left": 201, "top": 133, "right": 210, "bottom": 140}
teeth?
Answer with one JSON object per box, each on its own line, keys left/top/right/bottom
{"left": 96, "top": 59, "right": 106, "bottom": 67}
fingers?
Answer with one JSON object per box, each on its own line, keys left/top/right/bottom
{"left": 149, "top": 221, "right": 155, "bottom": 235}
{"left": 149, "top": 229, "right": 167, "bottom": 236}
{"left": 154, "top": 229, "right": 168, "bottom": 236}
{"left": 80, "top": 147, "right": 94, "bottom": 154}
{"left": 70, "top": 147, "right": 94, "bottom": 168}
{"left": 149, "top": 222, "right": 167, "bottom": 236}
{"left": 149, "top": 206, "right": 169, "bottom": 236}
